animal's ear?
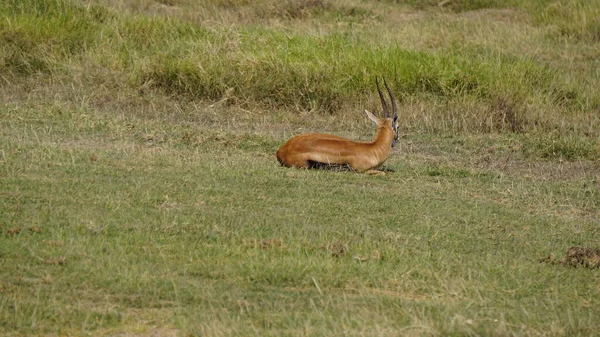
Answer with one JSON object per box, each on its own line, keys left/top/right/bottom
{"left": 364, "top": 110, "right": 378, "bottom": 125}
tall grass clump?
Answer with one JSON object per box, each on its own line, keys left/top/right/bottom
{"left": 200, "top": 0, "right": 371, "bottom": 22}
{"left": 537, "top": 0, "right": 600, "bottom": 42}
{"left": 117, "top": 16, "right": 210, "bottom": 51}
{"left": 0, "top": 0, "right": 110, "bottom": 75}
{"left": 1, "top": 0, "right": 597, "bottom": 135}
{"left": 137, "top": 26, "right": 566, "bottom": 118}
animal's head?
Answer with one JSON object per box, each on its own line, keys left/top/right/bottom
{"left": 364, "top": 77, "right": 399, "bottom": 147}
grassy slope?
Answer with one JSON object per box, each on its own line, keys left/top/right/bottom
{"left": 1, "top": 0, "right": 600, "bottom": 336}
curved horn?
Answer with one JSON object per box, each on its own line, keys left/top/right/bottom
{"left": 376, "top": 77, "right": 389, "bottom": 118}
{"left": 383, "top": 77, "right": 397, "bottom": 119}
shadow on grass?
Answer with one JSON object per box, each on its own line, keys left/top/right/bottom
{"left": 303, "top": 161, "right": 395, "bottom": 173}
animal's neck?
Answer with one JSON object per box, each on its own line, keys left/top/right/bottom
{"left": 370, "top": 124, "right": 394, "bottom": 150}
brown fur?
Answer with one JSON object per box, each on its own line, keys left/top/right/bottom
{"left": 276, "top": 118, "right": 395, "bottom": 173}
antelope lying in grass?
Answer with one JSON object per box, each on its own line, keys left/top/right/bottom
{"left": 276, "top": 77, "right": 399, "bottom": 175}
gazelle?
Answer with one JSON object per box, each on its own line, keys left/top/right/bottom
{"left": 276, "top": 77, "right": 399, "bottom": 175}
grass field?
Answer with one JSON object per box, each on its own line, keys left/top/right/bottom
{"left": 1, "top": 0, "right": 600, "bottom": 336}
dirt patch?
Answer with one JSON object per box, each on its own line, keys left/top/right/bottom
{"left": 541, "top": 246, "right": 600, "bottom": 269}
{"left": 320, "top": 242, "right": 348, "bottom": 257}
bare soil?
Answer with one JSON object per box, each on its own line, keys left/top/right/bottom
{"left": 541, "top": 247, "right": 600, "bottom": 269}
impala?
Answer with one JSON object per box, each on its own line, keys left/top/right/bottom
{"left": 276, "top": 77, "right": 399, "bottom": 175}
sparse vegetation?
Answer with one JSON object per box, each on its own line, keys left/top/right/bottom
{"left": 1, "top": 0, "right": 599, "bottom": 336}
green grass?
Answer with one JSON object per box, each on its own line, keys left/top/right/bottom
{"left": 537, "top": 0, "right": 600, "bottom": 42}
{"left": 3, "top": 0, "right": 600, "bottom": 133}
{"left": 139, "top": 29, "right": 567, "bottom": 114}
{"left": 2, "top": 0, "right": 600, "bottom": 336}
{"left": 0, "top": 0, "right": 109, "bottom": 74}
{"left": 1, "top": 102, "right": 599, "bottom": 336}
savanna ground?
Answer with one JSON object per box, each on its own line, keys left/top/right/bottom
{"left": 1, "top": 0, "right": 600, "bottom": 336}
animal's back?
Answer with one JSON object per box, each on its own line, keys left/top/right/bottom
{"left": 276, "top": 133, "right": 367, "bottom": 168}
